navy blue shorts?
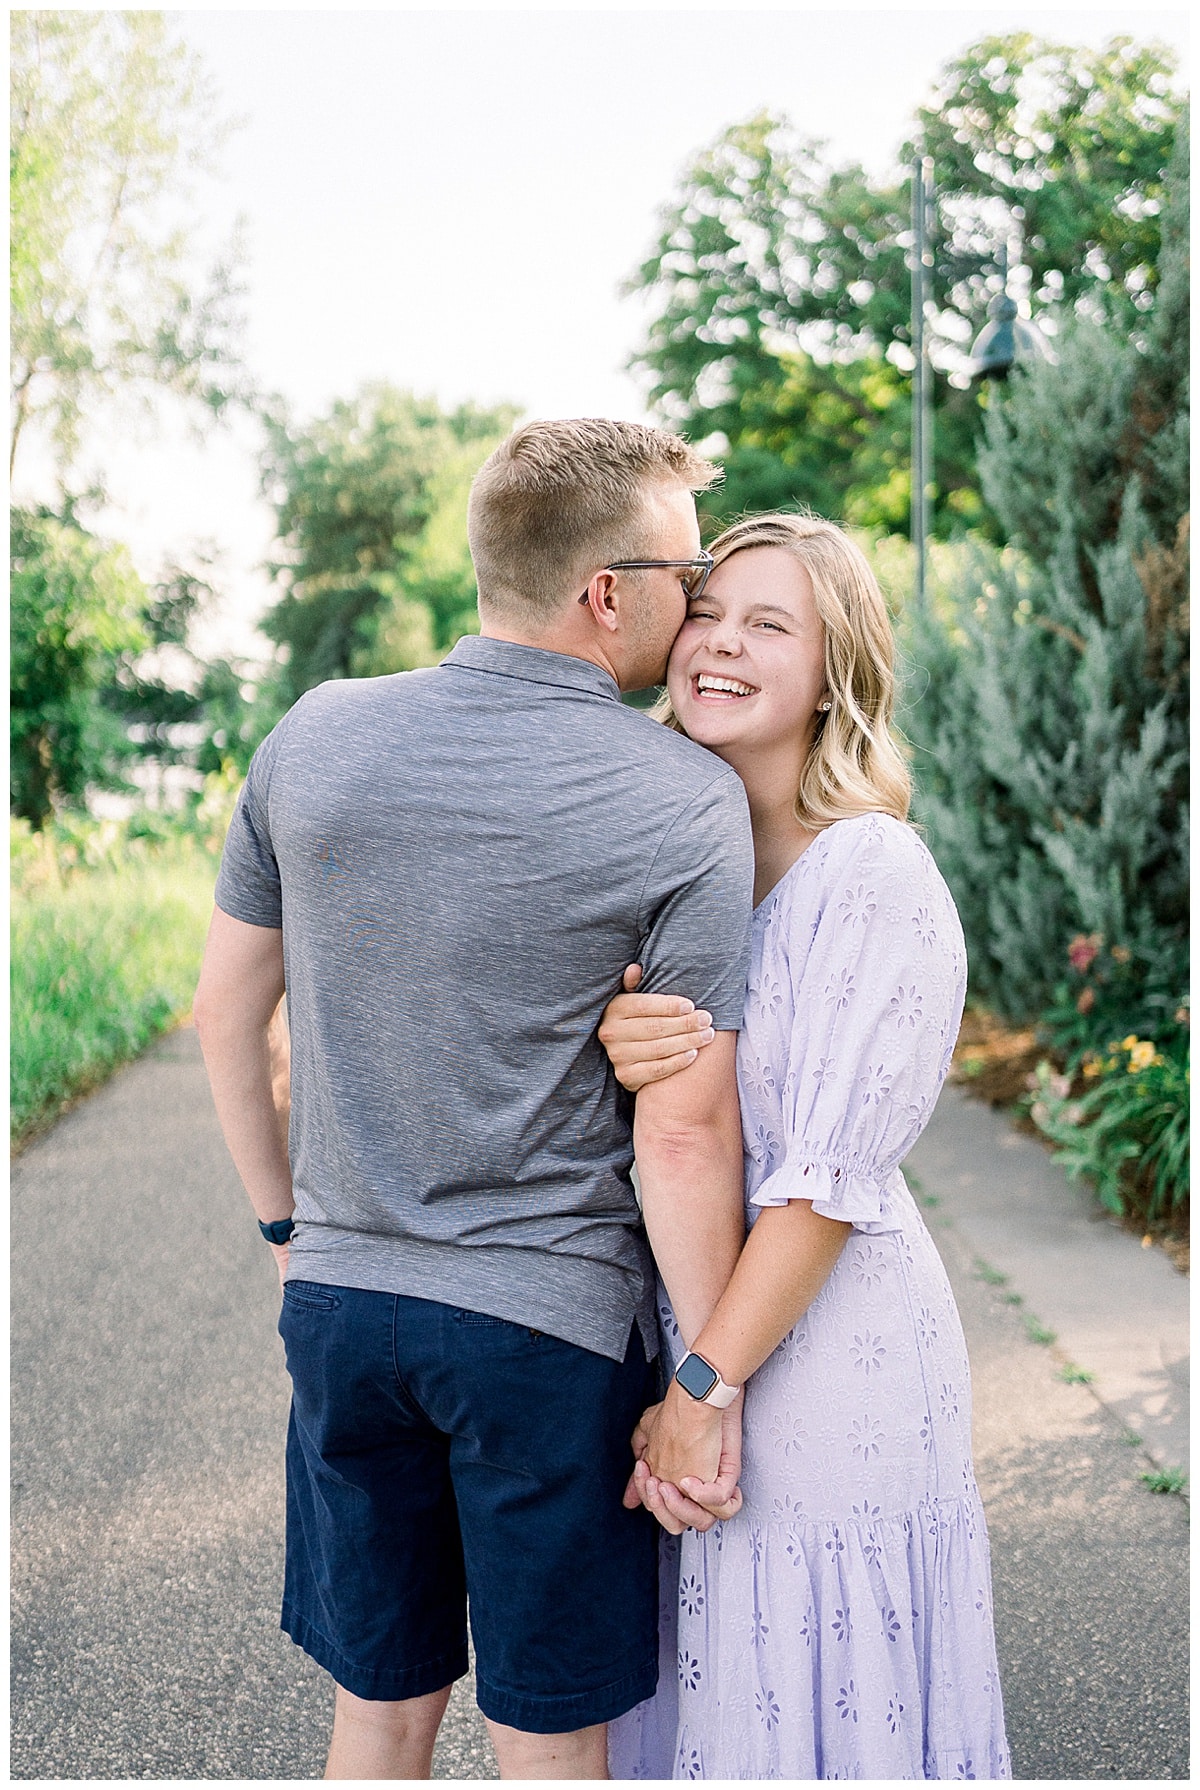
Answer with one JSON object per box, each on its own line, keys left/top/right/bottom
{"left": 277, "top": 1283, "right": 659, "bottom": 1734}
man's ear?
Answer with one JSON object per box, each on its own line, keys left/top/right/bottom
{"left": 579, "top": 569, "right": 621, "bottom": 633}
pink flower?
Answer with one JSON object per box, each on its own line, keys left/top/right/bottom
{"left": 1076, "top": 987, "right": 1096, "bottom": 1015}
{"left": 1067, "top": 933, "right": 1102, "bottom": 974}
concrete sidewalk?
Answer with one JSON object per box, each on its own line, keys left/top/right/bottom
{"left": 906, "top": 1082, "right": 1189, "bottom": 1477}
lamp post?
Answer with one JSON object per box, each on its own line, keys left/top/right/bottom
{"left": 910, "top": 153, "right": 935, "bottom": 604}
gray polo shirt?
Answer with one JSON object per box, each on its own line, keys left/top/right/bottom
{"left": 215, "top": 635, "right": 754, "bottom": 1360}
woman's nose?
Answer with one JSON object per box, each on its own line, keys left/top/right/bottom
{"left": 709, "top": 618, "right": 744, "bottom": 653}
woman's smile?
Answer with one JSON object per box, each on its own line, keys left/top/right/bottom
{"left": 692, "top": 672, "right": 759, "bottom": 701}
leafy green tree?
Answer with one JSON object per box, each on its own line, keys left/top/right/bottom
{"left": 10, "top": 10, "right": 243, "bottom": 485}
{"left": 260, "top": 385, "right": 517, "bottom": 700}
{"left": 917, "top": 35, "right": 1181, "bottom": 326}
{"left": 10, "top": 509, "right": 150, "bottom": 824}
{"left": 98, "top": 566, "right": 252, "bottom": 774}
{"left": 10, "top": 12, "right": 248, "bottom": 821}
{"left": 900, "top": 123, "right": 1188, "bottom": 1039}
{"left": 629, "top": 34, "right": 1183, "bottom": 530}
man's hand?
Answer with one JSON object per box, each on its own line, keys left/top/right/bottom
{"left": 270, "top": 1241, "right": 290, "bottom": 1291}
{"left": 622, "top": 1390, "right": 744, "bottom": 1534}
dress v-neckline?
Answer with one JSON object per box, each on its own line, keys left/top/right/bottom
{"left": 752, "top": 844, "right": 819, "bottom": 918}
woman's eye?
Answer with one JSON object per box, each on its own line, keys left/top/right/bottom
{"left": 756, "top": 620, "right": 784, "bottom": 632}
{"left": 687, "top": 608, "right": 718, "bottom": 622}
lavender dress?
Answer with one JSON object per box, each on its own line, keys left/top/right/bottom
{"left": 610, "top": 813, "right": 1010, "bottom": 1780}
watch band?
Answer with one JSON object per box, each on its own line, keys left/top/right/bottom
{"left": 258, "top": 1216, "right": 296, "bottom": 1246}
{"left": 673, "top": 1350, "right": 740, "bottom": 1409}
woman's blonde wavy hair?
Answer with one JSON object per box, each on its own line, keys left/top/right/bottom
{"left": 656, "top": 511, "right": 912, "bottom": 831}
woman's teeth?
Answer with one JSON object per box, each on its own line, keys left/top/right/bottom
{"left": 696, "top": 675, "right": 755, "bottom": 698}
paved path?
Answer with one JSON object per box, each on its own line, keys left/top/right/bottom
{"left": 10, "top": 1026, "right": 1189, "bottom": 1779}
{"left": 907, "top": 1083, "right": 1188, "bottom": 1474}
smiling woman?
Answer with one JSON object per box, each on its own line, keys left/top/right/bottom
{"left": 603, "top": 509, "right": 1008, "bottom": 1779}
{"left": 655, "top": 514, "right": 911, "bottom": 858}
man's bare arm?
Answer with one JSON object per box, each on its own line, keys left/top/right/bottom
{"left": 193, "top": 907, "right": 292, "bottom": 1277}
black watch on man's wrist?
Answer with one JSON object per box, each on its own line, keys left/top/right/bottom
{"left": 258, "top": 1216, "right": 296, "bottom": 1246}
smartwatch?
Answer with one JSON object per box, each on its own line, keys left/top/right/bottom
{"left": 673, "top": 1350, "right": 740, "bottom": 1409}
{"left": 258, "top": 1216, "right": 296, "bottom": 1246}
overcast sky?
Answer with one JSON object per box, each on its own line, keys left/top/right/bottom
{"left": 28, "top": 3, "right": 1190, "bottom": 659}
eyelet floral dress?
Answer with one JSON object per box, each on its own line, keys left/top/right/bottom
{"left": 610, "top": 813, "right": 1010, "bottom": 1781}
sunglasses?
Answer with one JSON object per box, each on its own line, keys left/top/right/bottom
{"left": 578, "top": 550, "right": 714, "bottom": 605}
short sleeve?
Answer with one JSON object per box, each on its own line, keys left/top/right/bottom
{"left": 750, "top": 821, "right": 966, "bottom": 1232}
{"left": 213, "top": 723, "right": 287, "bottom": 929}
{"left": 636, "top": 770, "right": 754, "bottom": 1031}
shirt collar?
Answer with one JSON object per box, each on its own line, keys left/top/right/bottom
{"left": 442, "top": 634, "right": 621, "bottom": 702}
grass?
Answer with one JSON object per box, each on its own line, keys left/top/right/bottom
{"left": 11, "top": 819, "right": 223, "bottom": 1147}
{"left": 1024, "top": 1316, "right": 1057, "bottom": 1346}
{"left": 1057, "top": 1363, "right": 1095, "bottom": 1385}
{"left": 1141, "top": 1468, "right": 1188, "bottom": 1496}
{"left": 1120, "top": 1430, "right": 1144, "bottom": 1448}
{"left": 973, "top": 1258, "right": 1009, "bottom": 1286}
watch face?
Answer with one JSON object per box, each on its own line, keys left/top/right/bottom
{"left": 676, "top": 1353, "right": 720, "bottom": 1401}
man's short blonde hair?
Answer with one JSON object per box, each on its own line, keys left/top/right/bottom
{"left": 467, "top": 418, "right": 719, "bottom": 623}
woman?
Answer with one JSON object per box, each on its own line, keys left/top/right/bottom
{"left": 604, "top": 513, "right": 1010, "bottom": 1780}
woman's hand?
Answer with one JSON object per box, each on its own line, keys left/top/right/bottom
{"left": 598, "top": 964, "right": 717, "bottom": 1092}
{"left": 621, "top": 1391, "right": 744, "bottom": 1534}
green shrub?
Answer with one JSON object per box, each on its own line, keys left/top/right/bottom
{"left": 10, "top": 773, "right": 239, "bottom": 1144}
{"left": 1028, "top": 1039, "right": 1189, "bottom": 1227}
{"left": 1040, "top": 930, "right": 1189, "bottom": 1073}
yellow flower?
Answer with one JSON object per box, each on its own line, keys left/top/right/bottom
{"left": 1126, "top": 1040, "right": 1157, "bottom": 1073}
{"left": 1119, "top": 1035, "right": 1139, "bottom": 1051}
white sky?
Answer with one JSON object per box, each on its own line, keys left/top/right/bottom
{"left": 17, "top": 3, "right": 1190, "bottom": 660}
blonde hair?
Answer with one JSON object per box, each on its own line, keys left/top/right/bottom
{"left": 467, "top": 417, "right": 719, "bottom": 624}
{"left": 657, "top": 511, "right": 912, "bottom": 830}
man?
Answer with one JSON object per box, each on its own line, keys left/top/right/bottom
{"left": 194, "top": 418, "right": 754, "bottom": 1779}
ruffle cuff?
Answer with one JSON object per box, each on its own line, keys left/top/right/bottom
{"left": 749, "top": 1156, "right": 902, "bottom": 1234}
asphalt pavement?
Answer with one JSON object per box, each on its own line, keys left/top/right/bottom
{"left": 10, "top": 1024, "right": 1189, "bottom": 1780}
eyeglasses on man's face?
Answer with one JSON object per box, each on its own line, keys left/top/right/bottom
{"left": 578, "top": 549, "right": 714, "bottom": 606}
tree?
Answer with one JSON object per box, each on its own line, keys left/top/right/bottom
{"left": 917, "top": 35, "right": 1181, "bottom": 327}
{"left": 10, "top": 12, "right": 246, "bottom": 823}
{"left": 900, "top": 123, "right": 1188, "bottom": 1038}
{"left": 97, "top": 565, "right": 279, "bottom": 783}
{"left": 628, "top": 34, "right": 1183, "bottom": 531}
{"left": 10, "top": 509, "right": 150, "bottom": 824}
{"left": 259, "top": 385, "right": 517, "bottom": 702}
{"left": 9, "top": 10, "right": 243, "bottom": 486}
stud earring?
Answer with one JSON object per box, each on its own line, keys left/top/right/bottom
{"left": 818, "top": 699, "right": 833, "bottom": 712}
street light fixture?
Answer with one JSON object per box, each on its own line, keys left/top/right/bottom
{"left": 969, "top": 243, "right": 1054, "bottom": 379}
{"left": 908, "top": 169, "right": 1052, "bottom": 602}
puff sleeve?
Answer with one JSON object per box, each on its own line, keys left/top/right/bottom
{"left": 745, "top": 817, "right": 966, "bottom": 1234}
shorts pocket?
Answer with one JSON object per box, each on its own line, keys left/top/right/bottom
{"left": 450, "top": 1308, "right": 513, "bottom": 1328}
{"left": 283, "top": 1281, "right": 343, "bottom": 1312}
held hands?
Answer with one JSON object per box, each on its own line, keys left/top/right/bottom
{"left": 623, "top": 1388, "right": 744, "bottom": 1535}
{"left": 598, "top": 964, "right": 718, "bottom": 1092}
